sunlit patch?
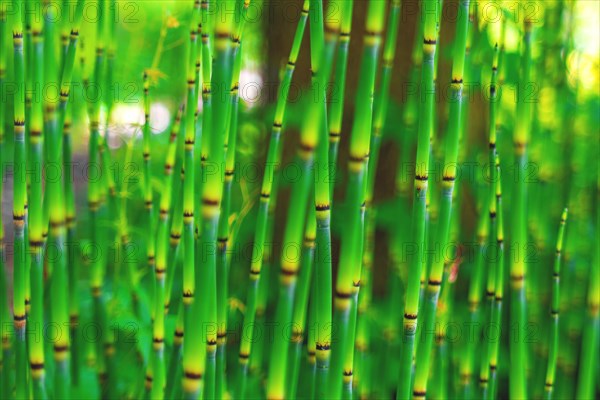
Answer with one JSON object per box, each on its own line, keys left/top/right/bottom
{"left": 239, "top": 68, "right": 263, "bottom": 108}
{"left": 109, "top": 104, "right": 144, "bottom": 149}
{"left": 150, "top": 103, "right": 171, "bottom": 134}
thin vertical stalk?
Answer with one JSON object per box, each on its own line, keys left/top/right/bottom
{"left": 484, "top": 21, "right": 505, "bottom": 397}
{"left": 0, "top": 26, "right": 10, "bottom": 387}
{"left": 47, "top": 0, "right": 83, "bottom": 397}
{"left": 198, "top": 2, "right": 236, "bottom": 394}
{"left": 215, "top": 3, "right": 248, "bottom": 395}
{"left": 312, "top": 0, "right": 345, "bottom": 397}
{"left": 327, "top": 0, "right": 353, "bottom": 198}
{"left": 354, "top": 3, "right": 401, "bottom": 393}
{"left": 87, "top": 0, "right": 109, "bottom": 392}
{"left": 480, "top": 51, "right": 500, "bottom": 400}
{"left": 27, "top": 3, "right": 47, "bottom": 396}
{"left": 329, "top": 2, "right": 384, "bottom": 398}
{"left": 181, "top": 3, "right": 202, "bottom": 398}
{"left": 0, "top": 7, "right": 8, "bottom": 396}
{"left": 575, "top": 221, "right": 599, "bottom": 399}
{"left": 396, "top": 0, "right": 442, "bottom": 398}
{"left": 11, "top": 3, "right": 28, "bottom": 397}
{"left": 63, "top": 97, "right": 79, "bottom": 386}
{"left": 151, "top": 105, "right": 182, "bottom": 400}
{"left": 164, "top": 107, "right": 185, "bottom": 399}
{"left": 413, "top": 1, "right": 470, "bottom": 395}
{"left": 510, "top": 17, "right": 534, "bottom": 399}
{"left": 543, "top": 208, "right": 567, "bottom": 399}
{"left": 487, "top": 157, "right": 504, "bottom": 400}
{"left": 287, "top": 206, "right": 316, "bottom": 398}
{"left": 368, "top": 0, "right": 401, "bottom": 206}
{"left": 237, "top": 1, "right": 309, "bottom": 396}
{"left": 265, "top": 0, "right": 337, "bottom": 397}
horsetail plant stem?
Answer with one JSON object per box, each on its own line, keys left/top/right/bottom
{"left": 46, "top": 1, "right": 84, "bottom": 396}
{"left": 237, "top": 1, "right": 309, "bottom": 396}
{"left": 196, "top": 0, "right": 235, "bottom": 392}
{"left": 543, "top": 208, "right": 568, "bottom": 399}
{"left": 486, "top": 156, "right": 505, "bottom": 400}
{"left": 164, "top": 106, "right": 185, "bottom": 399}
{"left": 216, "top": 4, "right": 248, "bottom": 395}
{"left": 0, "top": 7, "right": 10, "bottom": 399}
{"left": 336, "top": 1, "right": 386, "bottom": 398}
{"left": 480, "top": 44, "right": 501, "bottom": 400}
{"left": 87, "top": 0, "right": 112, "bottom": 391}
{"left": 368, "top": 0, "right": 401, "bottom": 206}
{"left": 11, "top": 2, "right": 28, "bottom": 397}
{"left": 396, "top": 1, "right": 442, "bottom": 398}
{"left": 412, "top": 2, "right": 470, "bottom": 398}
{"left": 151, "top": 104, "right": 183, "bottom": 400}
{"left": 287, "top": 206, "right": 316, "bottom": 398}
{"left": 309, "top": 0, "right": 344, "bottom": 396}
{"left": 269, "top": 0, "right": 336, "bottom": 397}
{"left": 575, "top": 183, "right": 598, "bottom": 400}
{"left": 356, "top": 3, "right": 402, "bottom": 389}
{"left": 327, "top": 0, "right": 353, "bottom": 198}
{"left": 27, "top": 3, "right": 47, "bottom": 396}
{"left": 510, "top": 16, "right": 534, "bottom": 399}
{"left": 329, "top": 2, "right": 384, "bottom": 398}
{"left": 181, "top": 3, "right": 202, "bottom": 398}
{"left": 485, "top": 26, "right": 505, "bottom": 397}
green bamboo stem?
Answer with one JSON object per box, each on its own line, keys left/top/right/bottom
{"left": 45, "top": 1, "right": 84, "bottom": 397}
{"left": 63, "top": 97, "right": 80, "bottom": 386}
{"left": 575, "top": 219, "right": 599, "bottom": 399}
{"left": 0, "top": 5, "right": 7, "bottom": 394}
{"left": 166, "top": 301, "right": 184, "bottom": 399}
{"left": 287, "top": 206, "right": 316, "bottom": 398}
{"left": 86, "top": 0, "right": 109, "bottom": 392}
{"left": 396, "top": 1, "right": 442, "bottom": 398}
{"left": 354, "top": 247, "right": 372, "bottom": 399}
{"left": 0, "top": 9, "right": 12, "bottom": 393}
{"left": 200, "top": 2, "right": 238, "bottom": 394}
{"left": 413, "top": 2, "right": 470, "bottom": 396}
{"left": 460, "top": 177, "right": 488, "bottom": 399}
{"left": 510, "top": 17, "right": 534, "bottom": 399}
{"left": 367, "top": 0, "right": 401, "bottom": 205}
{"left": 181, "top": 3, "right": 202, "bottom": 397}
{"left": 237, "top": 1, "right": 309, "bottom": 396}
{"left": 0, "top": 238, "right": 10, "bottom": 400}
{"left": 312, "top": 0, "right": 346, "bottom": 397}
{"left": 327, "top": 0, "right": 353, "bottom": 198}
{"left": 487, "top": 156, "right": 504, "bottom": 400}
{"left": 164, "top": 105, "right": 185, "bottom": 314}
{"left": 181, "top": 11, "right": 204, "bottom": 395}
{"left": 354, "top": 4, "right": 401, "bottom": 393}
{"left": 249, "top": 170, "right": 280, "bottom": 377}
{"left": 329, "top": 2, "right": 384, "bottom": 398}
{"left": 385, "top": 16, "right": 424, "bottom": 392}
{"left": 307, "top": 277, "right": 318, "bottom": 397}
{"left": 142, "top": 74, "right": 155, "bottom": 280}
{"left": 543, "top": 208, "right": 567, "bottom": 399}
{"left": 215, "top": 4, "right": 247, "bottom": 395}
{"left": 264, "top": 0, "right": 338, "bottom": 397}
{"left": 485, "top": 27, "right": 505, "bottom": 397}
{"left": 27, "top": 4, "right": 47, "bottom": 396}
{"left": 195, "top": 0, "right": 212, "bottom": 227}
{"left": 11, "top": 2, "right": 28, "bottom": 397}
{"left": 23, "top": 0, "right": 32, "bottom": 323}
{"left": 150, "top": 103, "right": 183, "bottom": 400}
{"left": 480, "top": 46, "right": 501, "bottom": 400}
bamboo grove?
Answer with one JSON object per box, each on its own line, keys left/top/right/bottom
{"left": 0, "top": 0, "right": 598, "bottom": 399}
